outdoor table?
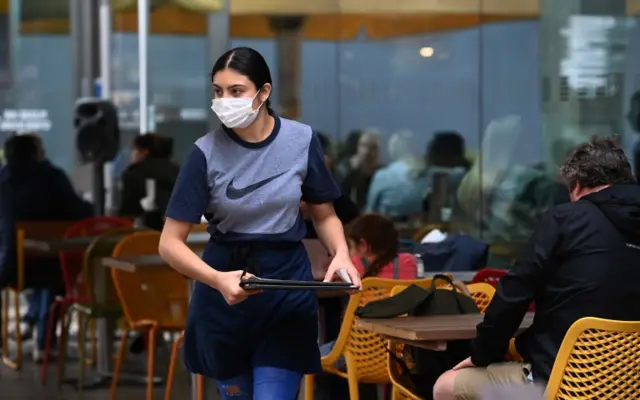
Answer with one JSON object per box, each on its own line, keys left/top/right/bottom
{"left": 356, "top": 313, "right": 534, "bottom": 350}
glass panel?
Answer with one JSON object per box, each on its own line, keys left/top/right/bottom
{"left": 110, "top": 5, "right": 210, "bottom": 173}
{"left": 1, "top": 0, "right": 72, "bottom": 171}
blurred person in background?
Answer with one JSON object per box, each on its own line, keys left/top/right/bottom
{"left": 627, "top": 90, "right": 640, "bottom": 181}
{"left": 422, "top": 131, "right": 471, "bottom": 219}
{"left": 456, "top": 116, "right": 555, "bottom": 246}
{"left": 335, "top": 129, "right": 381, "bottom": 210}
{"left": 365, "top": 130, "right": 428, "bottom": 218}
{"left": 118, "top": 133, "right": 180, "bottom": 230}
{"left": 0, "top": 133, "right": 92, "bottom": 360}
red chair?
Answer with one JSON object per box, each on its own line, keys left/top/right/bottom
{"left": 40, "top": 217, "right": 132, "bottom": 385}
{"left": 471, "top": 268, "right": 536, "bottom": 312}
{"left": 471, "top": 268, "right": 507, "bottom": 287}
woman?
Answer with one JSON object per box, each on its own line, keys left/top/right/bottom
{"left": 119, "top": 133, "right": 179, "bottom": 231}
{"left": 335, "top": 129, "right": 381, "bottom": 210}
{"left": 347, "top": 214, "right": 418, "bottom": 280}
{"left": 159, "top": 47, "right": 361, "bottom": 400}
{"left": 315, "top": 213, "right": 415, "bottom": 399}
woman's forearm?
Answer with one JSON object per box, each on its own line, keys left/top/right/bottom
{"left": 159, "top": 237, "right": 221, "bottom": 288}
{"left": 313, "top": 214, "right": 349, "bottom": 257}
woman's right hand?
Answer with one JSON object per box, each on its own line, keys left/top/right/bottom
{"left": 213, "top": 270, "right": 261, "bottom": 305}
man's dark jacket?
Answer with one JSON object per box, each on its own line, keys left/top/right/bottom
{"left": 471, "top": 184, "right": 640, "bottom": 381}
{"left": 0, "top": 161, "right": 93, "bottom": 289}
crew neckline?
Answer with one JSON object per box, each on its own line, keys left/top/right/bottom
{"left": 222, "top": 110, "right": 280, "bottom": 149}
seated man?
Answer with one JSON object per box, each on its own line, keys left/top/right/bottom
{"left": 433, "top": 137, "right": 640, "bottom": 399}
{"left": 0, "top": 133, "right": 93, "bottom": 360}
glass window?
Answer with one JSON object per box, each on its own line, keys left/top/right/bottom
{"left": 228, "top": 0, "right": 640, "bottom": 267}
{"left": 1, "top": 0, "right": 72, "bottom": 171}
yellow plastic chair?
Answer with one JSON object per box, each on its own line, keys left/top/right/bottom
{"left": 108, "top": 231, "right": 189, "bottom": 400}
{"left": 545, "top": 317, "right": 640, "bottom": 400}
{"left": 466, "top": 283, "right": 496, "bottom": 314}
{"left": 304, "top": 277, "right": 433, "bottom": 400}
{"left": 386, "top": 283, "right": 435, "bottom": 400}
{"left": 2, "top": 221, "right": 73, "bottom": 370}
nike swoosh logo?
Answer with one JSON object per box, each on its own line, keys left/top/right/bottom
{"left": 225, "top": 171, "right": 288, "bottom": 200}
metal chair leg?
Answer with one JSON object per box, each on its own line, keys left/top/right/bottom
{"left": 109, "top": 327, "right": 130, "bottom": 400}
{"left": 57, "top": 306, "right": 75, "bottom": 388}
{"left": 41, "top": 300, "right": 62, "bottom": 385}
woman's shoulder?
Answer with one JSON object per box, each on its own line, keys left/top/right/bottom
{"left": 397, "top": 253, "right": 417, "bottom": 266}
{"left": 277, "top": 117, "right": 314, "bottom": 139}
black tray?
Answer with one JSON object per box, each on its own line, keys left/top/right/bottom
{"left": 239, "top": 277, "right": 355, "bottom": 291}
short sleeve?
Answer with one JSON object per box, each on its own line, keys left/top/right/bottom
{"left": 165, "top": 145, "right": 210, "bottom": 223}
{"left": 301, "top": 132, "right": 341, "bottom": 204}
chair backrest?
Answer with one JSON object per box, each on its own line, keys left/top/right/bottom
{"left": 83, "top": 227, "right": 143, "bottom": 308}
{"left": 334, "top": 277, "right": 433, "bottom": 384}
{"left": 471, "top": 268, "right": 507, "bottom": 287}
{"left": 466, "top": 282, "right": 496, "bottom": 314}
{"left": 14, "top": 221, "right": 76, "bottom": 290}
{"left": 545, "top": 317, "right": 640, "bottom": 400}
{"left": 110, "top": 231, "right": 189, "bottom": 329}
{"left": 59, "top": 217, "right": 132, "bottom": 298}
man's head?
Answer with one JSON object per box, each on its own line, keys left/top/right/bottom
{"left": 560, "top": 137, "right": 635, "bottom": 202}
{"left": 16, "top": 131, "right": 45, "bottom": 161}
{"left": 4, "top": 134, "right": 41, "bottom": 166}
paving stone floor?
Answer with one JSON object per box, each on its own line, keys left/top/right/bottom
{"left": 0, "top": 292, "right": 222, "bottom": 400}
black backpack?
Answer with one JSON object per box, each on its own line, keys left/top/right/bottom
{"left": 355, "top": 275, "right": 480, "bottom": 399}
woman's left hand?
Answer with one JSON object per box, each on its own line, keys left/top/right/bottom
{"left": 324, "top": 253, "right": 362, "bottom": 291}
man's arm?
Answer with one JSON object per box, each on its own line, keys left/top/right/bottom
{"left": 50, "top": 167, "right": 94, "bottom": 219}
{"left": 471, "top": 208, "right": 563, "bottom": 366}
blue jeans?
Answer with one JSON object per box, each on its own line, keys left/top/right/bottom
{"left": 217, "top": 366, "right": 302, "bottom": 400}
{"left": 25, "top": 289, "right": 56, "bottom": 350}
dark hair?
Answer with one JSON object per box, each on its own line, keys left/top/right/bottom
{"left": 132, "top": 134, "right": 173, "bottom": 159}
{"left": 4, "top": 134, "right": 40, "bottom": 166}
{"left": 346, "top": 214, "right": 399, "bottom": 279}
{"left": 133, "top": 134, "right": 155, "bottom": 152}
{"left": 338, "top": 130, "right": 363, "bottom": 160}
{"left": 427, "top": 131, "right": 470, "bottom": 169}
{"left": 560, "top": 137, "right": 635, "bottom": 190}
{"left": 211, "top": 47, "right": 272, "bottom": 108}
{"left": 152, "top": 135, "right": 174, "bottom": 159}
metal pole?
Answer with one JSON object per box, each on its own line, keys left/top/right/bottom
{"left": 138, "top": 0, "right": 150, "bottom": 134}
{"left": 7, "top": 0, "right": 21, "bottom": 109}
{"left": 99, "top": 0, "right": 112, "bottom": 99}
{"left": 99, "top": 0, "right": 114, "bottom": 214}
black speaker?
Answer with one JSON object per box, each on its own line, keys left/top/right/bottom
{"left": 74, "top": 98, "right": 120, "bottom": 163}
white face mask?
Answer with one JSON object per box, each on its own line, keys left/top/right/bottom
{"left": 211, "top": 91, "right": 264, "bottom": 129}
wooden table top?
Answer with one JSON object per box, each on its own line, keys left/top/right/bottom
{"left": 23, "top": 232, "right": 210, "bottom": 253}
{"left": 356, "top": 313, "right": 534, "bottom": 342}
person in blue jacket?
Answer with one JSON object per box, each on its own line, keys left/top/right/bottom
{"left": 158, "top": 47, "right": 362, "bottom": 400}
